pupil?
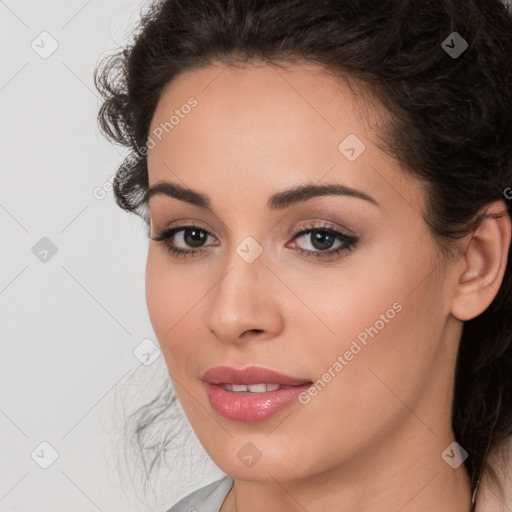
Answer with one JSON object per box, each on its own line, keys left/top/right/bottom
{"left": 311, "top": 230, "right": 334, "bottom": 250}
{"left": 185, "top": 228, "right": 207, "bottom": 248}
{"left": 182, "top": 229, "right": 335, "bottom": 250}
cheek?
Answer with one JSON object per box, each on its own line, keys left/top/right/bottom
{"left": 145, "top": 250, "right": 172, "bottom": 338}
{"left": 297, "top": 240, "right": 445, "bottom": 427}
{"left": 144, "top": 249, "right": 205, "bottom": 368}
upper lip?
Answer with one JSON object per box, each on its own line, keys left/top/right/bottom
{"left": 201, "top": 366, "right": 311, "bottom": 386}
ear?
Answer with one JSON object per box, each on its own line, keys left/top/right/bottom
{"left": 450, "top": 199, "right": 511, "bottom": 321}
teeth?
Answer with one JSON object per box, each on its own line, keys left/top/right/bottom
{"left": 219, "top": 383, "right": 282, "bottom": 392}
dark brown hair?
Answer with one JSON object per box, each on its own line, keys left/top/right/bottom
{"left": 94, "top": 0, "right": 512, "bottom": 506}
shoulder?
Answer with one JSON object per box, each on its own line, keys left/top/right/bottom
{"left": 166, "top": 476, "right": 234, "bottom": 512}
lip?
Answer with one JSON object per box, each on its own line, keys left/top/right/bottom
{"left": 201, "top": 366, "right": 312, "bottom": 423}
{"left": 201, "top": 365, "right": 311, "bottom": 386}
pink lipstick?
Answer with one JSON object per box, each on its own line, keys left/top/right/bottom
{"left": 201, "top": 366, "right": 312, "bottom": 422}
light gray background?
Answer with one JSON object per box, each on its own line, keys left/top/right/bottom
{"left": 0, "top": 1, "right": 223, "bottom": 510}
{"left": 3, "top": 1, "right": 512, "bottom": 511}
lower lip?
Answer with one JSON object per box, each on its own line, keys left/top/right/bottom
{"left": 203, "top": 382, "right": 312, "bottom": 423}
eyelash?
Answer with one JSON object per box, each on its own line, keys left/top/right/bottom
{"left": 150, "top": 221, "right": 358, "bottom": 260}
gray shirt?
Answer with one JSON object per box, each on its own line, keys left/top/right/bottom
{"left": 167, "top": 476, "right": 234, "bottom": 512}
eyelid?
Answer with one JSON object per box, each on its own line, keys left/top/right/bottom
{"left": 289, "top": 219, "right": 356, "bottom": 239}
{"left": 153, "top": 218, "right": 355, "bottom": 245}
{"left": 153, "top": 218, "right": 218, "bottom": 237}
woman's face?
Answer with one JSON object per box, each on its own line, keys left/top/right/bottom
{"left": 145, "top": 61, "right": 464, "bottom": 483}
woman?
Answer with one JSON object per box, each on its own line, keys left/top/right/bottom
{"left": 94, "top": 0, "right": 512, "bottom": 510}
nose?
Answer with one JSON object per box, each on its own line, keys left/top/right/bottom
{"left": 205, "top": 247, "right": 285, "bottom": 344}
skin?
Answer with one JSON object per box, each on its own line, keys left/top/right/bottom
{"left": 144, "top": 61, "right": 511, "bottom": 512}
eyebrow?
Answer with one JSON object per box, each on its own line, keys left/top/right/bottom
{"left": 145, "top": 180, "right": 380, "bottom": 210}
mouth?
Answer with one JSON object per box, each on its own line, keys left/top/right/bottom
{"left": 216, "top": 382, "right": 303, "bottom": 393}
{"left": 201, "top": 365, "right": 313, "bottom": 422}
{"left": 201, "top": 365, "right": 311, "bottom": 386}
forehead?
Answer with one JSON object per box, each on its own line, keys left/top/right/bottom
{"left": 146, "top": 61, "right": 424, "bottom": 216}
{"left": 149, "top": 60, "right": 374, "bottom": 151}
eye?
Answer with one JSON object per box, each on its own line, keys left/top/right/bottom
{"left": 151, "top": 221, "right": 358, "bottom": 260}
{"left": 288, "top": 222, "right": 358, "bottom": 259}
{"left": 151, "top": 224, "right": 218, "bottom": 258}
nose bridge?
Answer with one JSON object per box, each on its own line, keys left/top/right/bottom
{"left": 206, "top": 241, "right": 281, "bottom": 340}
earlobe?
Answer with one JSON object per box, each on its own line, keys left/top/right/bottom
{"left": 450, "top": 200, "right": 511, "bottom": 321}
